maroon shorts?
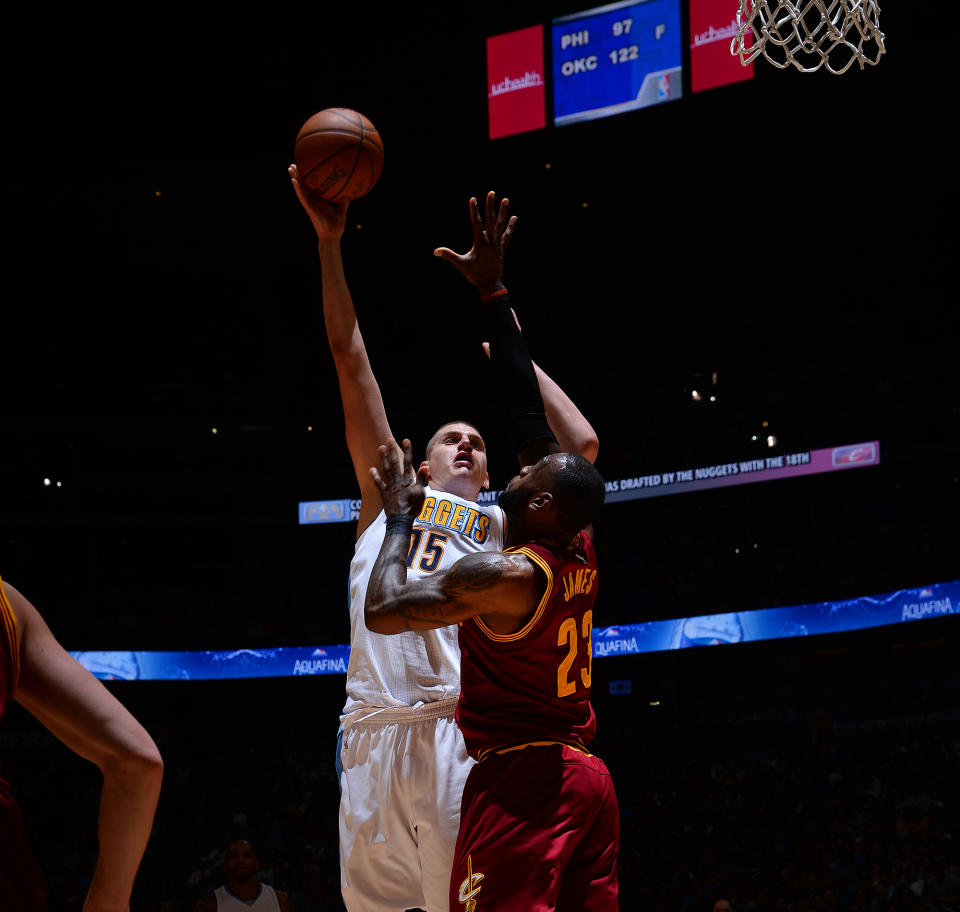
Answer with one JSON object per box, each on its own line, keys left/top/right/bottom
{"left": 449, "top": 743, "right": 619, "bottom": 912}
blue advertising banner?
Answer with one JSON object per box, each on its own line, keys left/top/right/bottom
{"left": 593, "top": 579, "right": 959, "bottom": 658}
{"left": 71, "top": 580, "right": 957, "bottom": 681}
{"left": 70, "top": 644, "right": 351, "bottom": 681}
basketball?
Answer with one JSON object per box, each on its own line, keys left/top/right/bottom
{"left": 294, "top": 107, "right": 384, "bottom": 202}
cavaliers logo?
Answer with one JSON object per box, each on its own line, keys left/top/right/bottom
{"left": 458, "top": 855, "right": 484, "bottom": 911}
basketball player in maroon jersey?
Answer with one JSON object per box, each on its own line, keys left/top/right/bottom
{"left": 363, "top": 292, "right": 619, "bottom": 911}
{"left": 0, "top": 577, "right": 163, "bottom": 911}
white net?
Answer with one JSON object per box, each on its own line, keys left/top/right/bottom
{"left": 730, "top": 0, "right": 886, "bottom": 74}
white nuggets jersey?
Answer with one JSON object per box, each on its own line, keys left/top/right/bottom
{"left": 214, "top": 884, "right": 281, "bottom": 911}
{"left": 343, "top": 486, "right": 505, "bottom": 717}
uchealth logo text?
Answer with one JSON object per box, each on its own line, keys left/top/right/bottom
{"left": 488, "top": 70, "right": 543, "bottom": 97}
{"left": 691, "top": 19, "right": 739, "bottom": 47}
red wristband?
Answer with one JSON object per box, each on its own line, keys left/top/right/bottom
{"left": 480, "top": 287, "right": 509, "bottom": 303}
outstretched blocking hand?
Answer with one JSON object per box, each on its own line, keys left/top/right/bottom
{"left": 289, "top": 163, "right": 349, "bottom": 241}
{"left": 370, "top": 438, "right": 427, "bottom": 519}
{"left": 434, "top": 190, "right": 517, "bottom": 295}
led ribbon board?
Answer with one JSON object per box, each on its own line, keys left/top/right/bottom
{"left": 600, "top": 440, "right": 880, "bottom": 503}
{"left": 302, "top": 441, "right": 881, "bottom": 522}
{"left": 593, "top": 580, "right": 959, "bottom": 658}
{"left": 71, "top": 579, "right": 958, "bottom": 680}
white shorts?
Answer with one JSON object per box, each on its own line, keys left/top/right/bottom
{"left": 338, "top": 703, "right": 475, "bottom": 912}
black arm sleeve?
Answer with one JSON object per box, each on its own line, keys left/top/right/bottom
{"left": 482, "top": 293, "right": 558, "bottom": 460}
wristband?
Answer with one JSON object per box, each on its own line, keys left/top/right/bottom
{"left": 480, "top": 287, "right": 509, "bottom": 303}
{"left": 384, "top": 514, "right": 415, "bottom": 536}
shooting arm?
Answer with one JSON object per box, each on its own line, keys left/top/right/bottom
{"left": 290, "top": 166, "right": 392, "bottom": 535}
{"left": 7, "top": 582, "right": 163, "bottom": 912}
{"left": 317, "top": 238, "right": 393, "bottom": 535}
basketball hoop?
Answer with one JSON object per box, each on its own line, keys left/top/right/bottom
{"left": 730, "top": 0, "right": 886, "bottom": 74}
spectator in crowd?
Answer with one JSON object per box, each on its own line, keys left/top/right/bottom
{"left": 193, "top": 838, "right": 294, "bottom": 912}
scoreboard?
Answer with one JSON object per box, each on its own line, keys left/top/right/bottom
{"left": 486, "top": 0, "right": 751, "bottom": 139}
{"left": 551, "top": 0, "right": 683, "bottom": 125}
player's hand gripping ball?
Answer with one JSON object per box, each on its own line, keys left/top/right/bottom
{"left": 293, "top": 107, "right": 384, "bottom": 202}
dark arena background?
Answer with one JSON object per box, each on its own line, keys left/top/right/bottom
{"left": 2, "top": 1, "right": 957, "bottom": 910}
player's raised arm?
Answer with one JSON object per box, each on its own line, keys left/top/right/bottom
{"left": 435, "top": 191, "right": 598, "bottom": 464}
{"left": 530, "top": 359, "right": 598, "bottom": 463}
{"left": 290, "top": 164, "right": 393, "bottom": 536}
{"left": 5, "top": 581, "right": 163, "bottom": 912}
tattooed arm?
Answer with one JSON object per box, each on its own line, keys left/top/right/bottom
{"left": 364, "top": 548, "right": 542, "bottom": 635}
{"left": 364, "top": 437, "right": 544, "bottom": 635}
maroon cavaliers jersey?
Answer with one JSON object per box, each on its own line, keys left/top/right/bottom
{"left": 455, "top": 531, "right": 598, "bottom": 760}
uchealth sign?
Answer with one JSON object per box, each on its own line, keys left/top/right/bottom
{"left": 689, "top": 0, "right": 754, "bottom": 93}
{"left": 486, "top": 25, "right": 546, "bottom": 140}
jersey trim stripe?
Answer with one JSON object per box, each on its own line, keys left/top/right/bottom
{"left": 0, "top": 576, "right": 20, "bottom": 690}
{"left": 478, "top": 739, "right": 593, "bottom": 762}
{"left": 473, "top": 546, "right": 553, "bottom": 642}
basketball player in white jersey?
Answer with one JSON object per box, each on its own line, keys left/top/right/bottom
{"left": 194, "top": 839, "right": 294, "bottom": 912}
{"left": 289, "top": 172, "right": 598, "bottom": 912}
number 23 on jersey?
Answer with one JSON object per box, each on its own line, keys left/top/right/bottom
{"left": 557, "top": 609, "right": 593, "bottom": 698}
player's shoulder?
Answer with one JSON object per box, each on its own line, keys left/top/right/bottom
{"left": 509, "top": 531, "right": 594, "bottom": 568}
{"left": 502, "top": 542, "right": 556, "bottom": 582}
{"left": 0, "top": 579, "right": 35, "bottom": 641}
